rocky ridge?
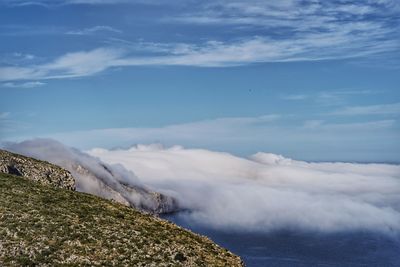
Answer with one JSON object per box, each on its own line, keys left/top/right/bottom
{"left": 71, "top": 161, "right": 178, "bottom": 214}
{"left": 1, "top": 144, "right": 178, "bottom": 214}
{"left": 0, "top": 149, "right": 75, "bottom": 190}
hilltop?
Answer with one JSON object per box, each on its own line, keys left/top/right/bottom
{"left": 0, "top": 172, "right": 243, "bottom": 266}
{"left": 0, "top": 149, "right": 243, "bottom": 266}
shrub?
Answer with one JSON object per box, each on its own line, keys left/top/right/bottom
{"left": 174, "top": 252, "right": 187, "bottom": 262}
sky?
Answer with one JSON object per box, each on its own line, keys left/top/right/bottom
{"left": 0, "top": 0, "right": 399, "bottom": 162}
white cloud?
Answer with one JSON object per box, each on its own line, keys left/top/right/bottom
{"left": 6, "top": 137, "right": 399, "bottom": 234}
{"left": 1, "top": 27, "right": 398, "bottom": 81}
{"left": 0, "top": 66, "right": 45, "bottom": 81}
{"left": 87, "top": 143, "right": 400, "bottom": 234}
{"left": 0, "top": 48, "right": 123, "bottom": 81}
{"left": 1, "top": 0, "right": 398, "bottom": 81}
{"left": 165, "top": 0, "right": 399, "bottom": 67}
{"left": 12, "top": 52, "right": 36, "bottom": 60}
{"left": 332, "top": 103, "right": 400, "bottom": 116}
{"left": 2, "top": 81, "right": 46, "bottom": 88}
{"left": 282, "top": 90, "right": 380, "bottom": 106}
{"left": 66, "top": 25, "right": 122, "bottom": 35}
{"left": 1, "top": 0, "right": 169, "bottom": 6}
{"left": 43, "top": 48, "right": 123, "bottom": 78}
{"left": 172, "top": 0, "right": 399, "bottom": 27}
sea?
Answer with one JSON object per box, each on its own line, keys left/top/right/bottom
{"left": 162, "top": 214, "right": 400, "bottom": 267}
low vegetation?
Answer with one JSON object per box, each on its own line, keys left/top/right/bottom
{"left": 0, "top": 173, "right": 243, "bottom": 266}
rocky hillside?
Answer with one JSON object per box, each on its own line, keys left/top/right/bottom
{"left": 0, "top": 172, "right": 243, "bottom": 266}
{"left": 1, "top": 144, "right": 177, "bottom": 214}
{"left": 0, "top": 149, "right": 75, "bottom": 190}
{"left": 71, "top": 159, "right": 177, "bottom": 214}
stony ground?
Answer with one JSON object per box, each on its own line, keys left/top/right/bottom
{"left": 0, "top": 173, "right": 243, "bottom": 266}
{"left": 0, "top": 149, "right": 75, "bottom": 190}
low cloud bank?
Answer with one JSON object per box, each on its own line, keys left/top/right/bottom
{"left": 88, "top": 144, "right": 400, "bottom": 234}
{"left": 3, "top": 138, "right": 399, "bottom": 234}
{"left": 4, "top": 139, "right": 175, "bottom": 213}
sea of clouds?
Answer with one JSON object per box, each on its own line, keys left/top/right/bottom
{"left": 4, "top": 139, "right": 400, "bottom": 235}
{"left": 88, "top": 143, "right": 400, "bottom": 235}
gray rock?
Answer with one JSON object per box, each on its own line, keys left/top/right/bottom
{"left": 3, "top": 139, "right": 179, "bottom": 214}
{"left": 0, "top": 149, "right": 75, "bottom": 190}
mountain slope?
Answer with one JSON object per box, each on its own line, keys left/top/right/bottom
{"left": 2, "top": 142, "right": 178, "bottom": 214}
{"left": 0, "top": 172, "right": 243, "bottom": 266}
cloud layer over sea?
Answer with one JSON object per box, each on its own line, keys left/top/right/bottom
{"left": 88, "top": 143, "right": 400, "bottom": 234}
{"left": 3, "top": 139, "right": 400, "bottom": 235}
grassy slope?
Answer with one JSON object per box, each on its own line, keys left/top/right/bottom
{"left": 0, "top": 173, "right": 242, "bottom": 267}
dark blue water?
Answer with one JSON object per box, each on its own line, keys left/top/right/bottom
{"left": 162, "top": 214, "right": 400, "bottom": 267}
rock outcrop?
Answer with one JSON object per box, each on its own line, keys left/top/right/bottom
{"left": 2, "top": 140, "right": 179, "bottom": 214}
{"left": 0, "top": 149, "right": 75, "bottom": 190}
{"left": 71, "top": 161, "right": 178, "bottom": 214}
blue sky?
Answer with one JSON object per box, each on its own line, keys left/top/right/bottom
{"left": 0, "top": 0, "right": 399, "bottom": 162}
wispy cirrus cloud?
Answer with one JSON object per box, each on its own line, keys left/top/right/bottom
{"left": 331, "top": 102, "right": 400, "bottom": 116}
{"left": 1, "top": 27, "right": 398, "bottom": 81}
{"left": 12, "top": 52, "right": 35, "bottom": 60}
{"left": 2, "top": 81, "right": 46, "bottom": 88}
{"left": 0, "top": 52, "right": 39, "bottom": 68}
{"left": 66, "top": 25, "right": 122, "bottom": 35}
{"left": 282, "top": 90, "right": 380, "bottom": 106}
{"left": 167, "top": 0, "right": 400, "bottom": 65}
{"left": 1, "top": 1, "right": 399, "bottom": 81}
{"left": 0, "top": 0, "right": 167, "bottom": 6}
{"left": 0, "top": 48, "right": 123, "bottom": 81}
{"left": 171, "top": 0, "right": 399, "bottom": 27}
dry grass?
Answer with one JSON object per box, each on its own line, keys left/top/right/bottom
{"left": 0, "top": 173, "right": 243, "bottom": 266}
